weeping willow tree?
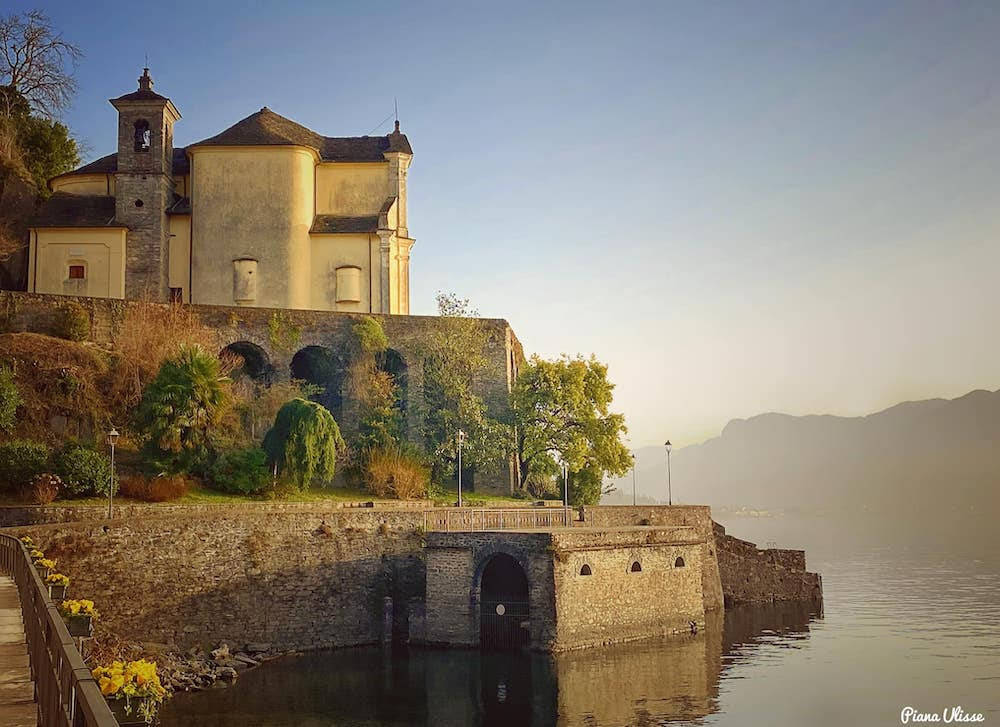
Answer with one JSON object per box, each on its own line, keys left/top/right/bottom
{"left": 262, "top": 398, "right": 345, "bottom": 489}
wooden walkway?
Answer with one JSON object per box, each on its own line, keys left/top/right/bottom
{"left": 0, "top": 575, "right": 36, "bottom": 727}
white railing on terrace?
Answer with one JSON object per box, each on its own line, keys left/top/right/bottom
{"left": 424, "top": 508, "right": 571, "bottom": 532}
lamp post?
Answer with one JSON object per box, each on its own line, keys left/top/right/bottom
{"left": 664, "top": 440, "right": 672, "bottom": 506}
{"left": 107, "top": 427, "right": 119, "bottom": 519}
{"left": 561, "top": 458, "right": 569, "bottom": 526}
{"left": 457, "top": 429, "right": 466, "bottom": 508}
{"left": 631, "top": 452, "right": 637, "bottom": 506}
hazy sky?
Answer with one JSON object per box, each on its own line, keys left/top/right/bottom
{"left": 29, "top": 0, "right": 1000, "bottom": 447}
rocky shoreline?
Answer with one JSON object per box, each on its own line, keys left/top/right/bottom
{"left": 114, "top": 640, "right": 291, "bottom": 693}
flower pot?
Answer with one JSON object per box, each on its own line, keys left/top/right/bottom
{"left": 66, "top": 614, "right": 93, "bottom": 638}
{"left": 109, "top": 697, "right": 158, "bottom": 726}
{"left": 49, "top": 584, "right": 67, "bottom": 600}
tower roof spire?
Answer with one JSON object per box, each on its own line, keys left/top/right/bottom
{"left": 138, "top": 67, "right": 153, "bottom": 92}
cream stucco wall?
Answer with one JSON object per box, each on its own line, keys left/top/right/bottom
{"left": 168, "top": 215, "right": 191, "bottom": 301}
{"left": 315, "top": 163, "right": 390, "bottom": 216}
{"left": 50, "top": 174, "right": 112, "bottom": 196}
{"left": 28, "top": 227, "right": 126, "bottom": 299}
{"left": 309, "top": 233, "right": 373, "bottom": 312}
{"left": 189, "top": 146, "right": 314, "bottom": 309}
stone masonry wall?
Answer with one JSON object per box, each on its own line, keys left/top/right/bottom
{"left": 0, "top": 290, "right": 523, "bottom": 492}
{"left": 551, "top": 528, "right": 706, "bottom": 650}
{"left": 423, "top": 531, "right": 557, "bottom": 649}
{"left": 579, "top": 505, "right": 724, "bottom": 613}
{"left": 713, "top": 522, "right": 823, "bottom": 606}
{"left": 5, "top": 506, "right": 427, "bottom": 651}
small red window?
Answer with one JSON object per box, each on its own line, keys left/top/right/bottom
{"left": 68, "top": 265, "right": 85, "bottom": 279}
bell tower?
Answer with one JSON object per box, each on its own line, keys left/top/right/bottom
{"left": 110, "top": 68, "right": 181, "bottom": 299}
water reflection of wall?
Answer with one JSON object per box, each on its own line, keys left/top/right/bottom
{"left": 161, "top": 603, "right": 822, "bottom": 727}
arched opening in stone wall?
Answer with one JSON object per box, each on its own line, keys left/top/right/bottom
{"left": 630, "top": 561, "right": 642, "bottom": 573}
{"left": 221, "top": 341, "right": 274, "bottom": 385}
{"left": 479, "top": 553, "right": 529, "bottom": 650}
{"left": 290, "top": 345, "right": 345, "bottom": 423}
{"left": 675, "top": 557, "right": 686, "bottom": 568}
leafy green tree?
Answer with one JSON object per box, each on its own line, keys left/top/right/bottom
{"left": 0, "top": 364, "right": 20, "bottom": 432}
{"left": 262, "top": 398, "right": 345, "bottom": 489}
{"left": 347, "top": 316, "right": 401, "bottom": 453}
{"left": 511, "top": 354, "right": 631, "bottom": 504}
{"left": 137, "top": 345, "right": 228, "bottom": 474}
{"left": 419, "top": 293, "right": 512, "bottom": 483}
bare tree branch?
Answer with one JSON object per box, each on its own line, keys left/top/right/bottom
{"left": 0, "top": 9, "right": 81, "bottom": 118}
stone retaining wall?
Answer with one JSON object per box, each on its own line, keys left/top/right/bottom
{"left": 712, "top": 522, "right": 822, "bottom": 605}
{"left": 4, "top": 506, "right": 426, "bottom": 651}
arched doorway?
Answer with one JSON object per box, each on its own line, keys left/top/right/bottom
{"left": 220, "top": 341, "right": 274, "bottom": 384}
{"left": 479, "top": 553, "right": 529, "bottom": 650}
{"left": 290, "top": 345, "right": 345, "bottom": 422}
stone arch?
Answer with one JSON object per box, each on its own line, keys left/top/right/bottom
{"left": 290, "top": 345, "right": 346, "bottom": 422}
{"left": 477, "top": 552, "right": 530, "bottom": 649}
{"left": 675, "top": 556, "right": 686, "bottom": 568}
{"left": 134, "top": 118, "right": 150, "bottom": 152}
{"left": 579, "top": 563, "right": 592, "bottom": 576}
{"left": 630, "top": 560, "right": 642, "bottom": 573}
{"left": 221, "top": 341, "right": 274, "bottom": 384}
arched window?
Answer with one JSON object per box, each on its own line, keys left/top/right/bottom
{"left": 630, "top": 561, "right": 642, "bottom": 573}
{"left": 134, "top": 119, "right": 151, "bottom": 152}
{"left": 674, "top": 556, "right": 685, "bottom": 568}
{"left": 579, "top": 564, "right": 592, "bottom": 576}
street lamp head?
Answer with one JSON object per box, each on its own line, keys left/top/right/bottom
{"left": 664, "top": 440, "right": 672, "bottom": 454}
{"left": 457, "top": 429, "right": 466, "bottom": 445}
{"left": 107, "top": 427, "right": 120, "bottom": 447}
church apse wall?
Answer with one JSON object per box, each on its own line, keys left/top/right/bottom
{"left": 189, "top": 146, "right": 314, "bottom": 310}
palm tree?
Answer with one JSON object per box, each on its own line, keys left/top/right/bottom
{"left": 138, "top": 345, "right": 228, "bottom": 472}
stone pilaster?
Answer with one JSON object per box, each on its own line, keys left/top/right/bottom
{"left": 376, "top": 229, "right": 393, "bottom": 314}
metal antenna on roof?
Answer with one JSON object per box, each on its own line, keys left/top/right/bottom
{"left": 394, "top": 97, "right": 398, "bottom": 124}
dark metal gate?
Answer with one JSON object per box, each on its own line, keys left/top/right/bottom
{"left": 480, "top": 600, "right": 530, "bottom": 649}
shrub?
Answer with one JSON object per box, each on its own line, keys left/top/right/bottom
{"left": 0, "top": 364, "right": 20, "bottom": 432}
{"left": 209, "top": 448, "right": 271, "bottom": 495}
{"left": 56, "top": 301, "right": 90, "bottom": 342}
{"left": 262, "top": 399, "right": 344, "bottom": 490}
{"left": 118, "top": 473, "right": 191, "bottom": 502}
{"left": 54, "top": 445, "right": 117, "bottom": 497}
{"left": 28, "top": 473, "right": 60, "bottom": 504}
{"left": 364, "top": 446, "right": 429, "bottom": 500}
{"left": 0, "top": 440, "right": 51, "bottom": 494}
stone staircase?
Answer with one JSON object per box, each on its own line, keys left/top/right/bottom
{"left": 0, "top": 576, "right": 36, "bottom": 727}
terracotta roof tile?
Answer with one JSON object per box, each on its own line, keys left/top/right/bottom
{"left": 310, "top": 215, "right": 379, "bottom": 234}
{"left": 29, "top": 194, "right": 124, "bottom": 228}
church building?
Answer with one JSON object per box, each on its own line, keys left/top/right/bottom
{"left": 27, "top": 69, "right": 415, "bottom": 314}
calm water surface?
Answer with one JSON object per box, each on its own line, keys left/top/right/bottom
{"left": 160, "top": 512, "right": 1000, "bottom": 726}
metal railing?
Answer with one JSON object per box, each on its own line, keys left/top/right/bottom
{"left": 423, "top": 507, "right": 570, "bottom": 532}
{"left": 0, "top": 534, "right": 117, "bottom": 727}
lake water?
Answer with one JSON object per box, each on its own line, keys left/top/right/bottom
{"left": 160, "top": 511, "right": 1000, "bottom": 726}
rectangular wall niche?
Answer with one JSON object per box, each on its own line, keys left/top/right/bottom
{"left": 233, "top": 258, "right": 258, "bottom": 304}
{"left": 336, "top": 265, "right": 362, "bottom": 303}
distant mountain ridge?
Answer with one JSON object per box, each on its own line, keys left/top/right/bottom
{"left": 607, "top": 388, "right": 1000, "bottom": 511}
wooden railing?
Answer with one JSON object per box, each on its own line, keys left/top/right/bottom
{"left": 424, "top": 507, "right": 571, "bottom": 532}
{"left": 0, "top": 534, "right": 117, "bottom": 727}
